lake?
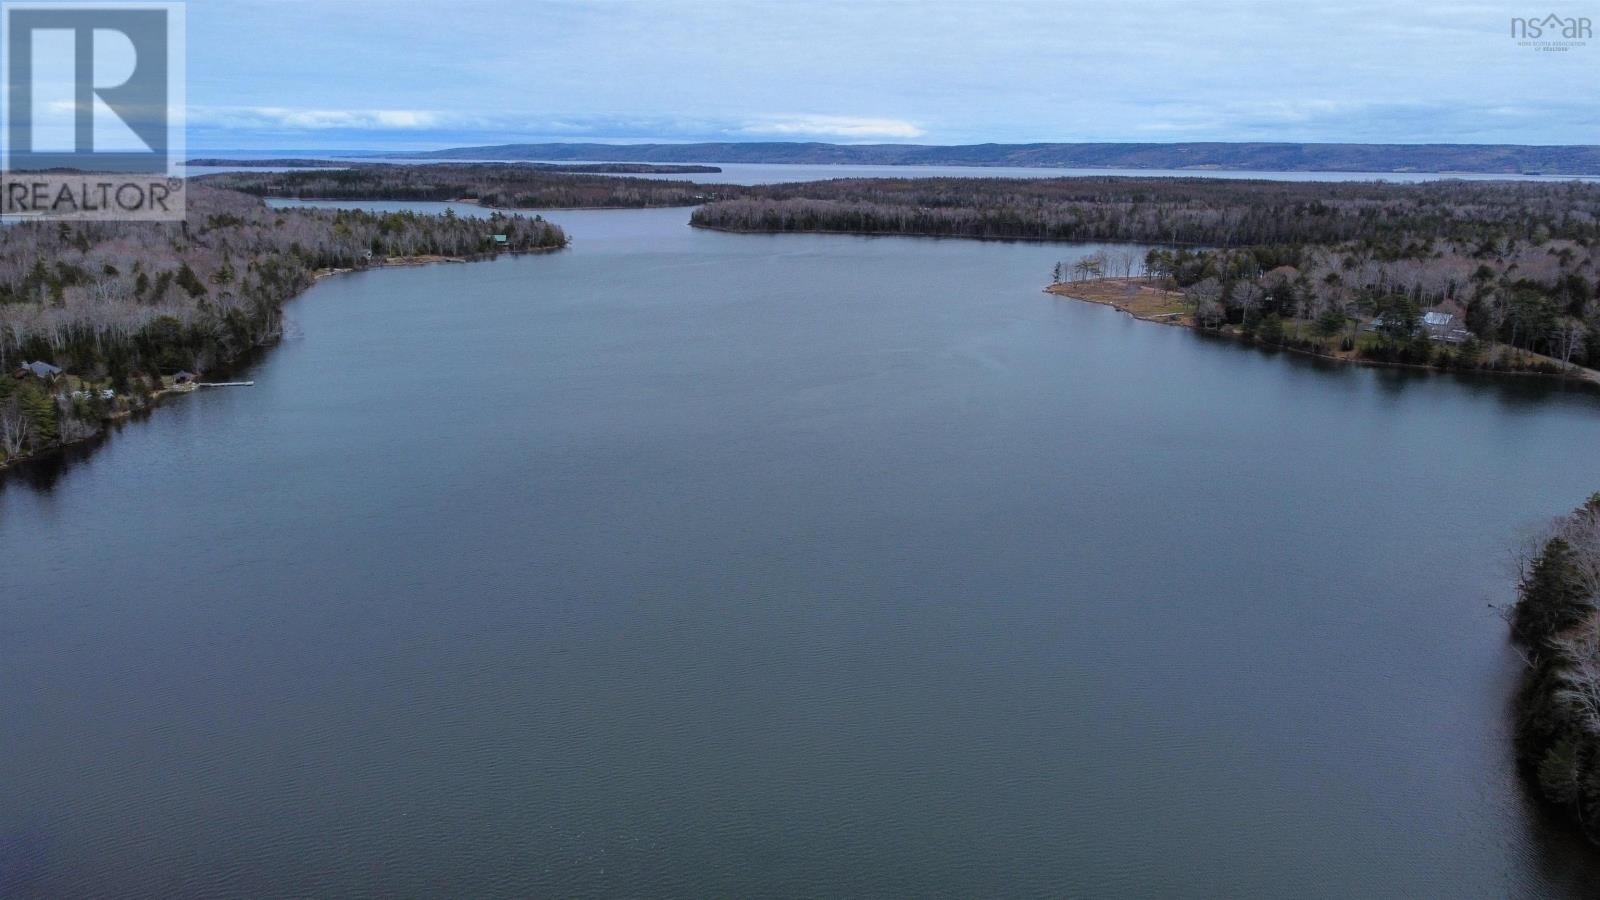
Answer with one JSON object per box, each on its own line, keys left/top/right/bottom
{"left": 5, "top": 204, "right": 1600, "bottom": 897}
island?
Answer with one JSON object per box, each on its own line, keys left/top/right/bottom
{"left": 184, "top": 158, "right": 353, "bottom": 168}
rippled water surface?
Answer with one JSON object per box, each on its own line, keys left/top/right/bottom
{"left": 5, "top": 205, "right": 1600, "bottom": 897}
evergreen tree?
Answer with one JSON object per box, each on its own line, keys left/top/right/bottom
{"left": 1512, "top": 537, "right": 1591, "bottom": 645}
{"left": 1314, "top": 305, "right": 1346, "bottom": 339}
{"left": 17, "top": 383, "right": 58, "bottom": 449}
{"left": 175, "top": 263, "right": 208, "bottom": 298}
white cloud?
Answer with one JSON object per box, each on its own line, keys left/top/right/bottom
{"left": 185, "top": 107, "right": 933, "bottom": 146}
{"left": 189, "top": 106, "right": 444, "bottom": 131}
{"left": 738, "top": 115, "right": 926, "bottom": 139}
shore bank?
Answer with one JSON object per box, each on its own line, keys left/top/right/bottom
{"left": 1509, "top": 493, "right": 1600, "bottom": 846}
{"left": 689, "top": 221, "right": 1200, "bottom": 246}
{"left": 1047, "top": 277, "right": 1600, "bottom": 386}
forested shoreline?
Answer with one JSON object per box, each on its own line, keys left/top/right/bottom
{"left": 1128, "top": 236, "right": 1596, "bottom": 373}
{"left": 692, "top": 178, "right": 1600, "bottom": 373}
{"left": 0, "top": 185, "right": 566, "bottom": 469}
{"left": 690, "top": 177, "right": 1600, "bottom": 246}
{"left": 196, "top": 164, "right": 735, "bottom": 209}
{"left": 1511, "top": 494, "right": 1600, "bottom": 844}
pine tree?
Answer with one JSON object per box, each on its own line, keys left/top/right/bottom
{"left": 1512, "top": 537, "right": 1591, "bottom": 645}
{"left": 175, "top": 263, "right": 208, "bottom": 298}
{"left": 17, "top": 384, "right": 58, "bottom": 449}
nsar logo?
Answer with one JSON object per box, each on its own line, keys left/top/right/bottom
{"left": 1510, "top": 12, "right": 1592, "bottom": 51}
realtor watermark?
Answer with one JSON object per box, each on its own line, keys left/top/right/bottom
{"left": 1, "top": 1, "right": 185, "bottom": 220}
{"left": 1511, "top": 12, "right": 1592, "bottom": 51}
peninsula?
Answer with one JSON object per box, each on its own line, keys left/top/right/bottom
{"left": 195, "top": 164, "right": 736, "bottom": 208}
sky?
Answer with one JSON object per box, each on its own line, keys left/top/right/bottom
{"left": 182, "top": 0, "right": 1600, "bottom": 151}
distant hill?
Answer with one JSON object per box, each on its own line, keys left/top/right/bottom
{"left": 186, "top": 159, "right": 721, "bottom": 174}
{"left": 184, "top": 158, "right": 350, "bottom": 168}
{"left": 378, "top": 142, "right": 1600, "bottom": 176}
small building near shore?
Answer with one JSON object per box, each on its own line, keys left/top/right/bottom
{"left": 173, "top": 371, "right": 197, "bottom": 384}
{"left": 1368, "top": 311, "right": 1474, "bottom": 344}
{"left": 17, "top": 360, "right": 62, "bottom": 379}
{"left": 1422, "top": 311, "right": 1473, "bottom": 344}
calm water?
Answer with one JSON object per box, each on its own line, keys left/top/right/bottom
{"left": 6, "top": 205, "right": 1600, "bottom": 897}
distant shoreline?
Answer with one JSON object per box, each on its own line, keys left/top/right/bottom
{"left": 187, "top": 158, "right": 723, "bottom": 175}
{"left": 378, "top": 141, "right": 1600, "bottom": 178}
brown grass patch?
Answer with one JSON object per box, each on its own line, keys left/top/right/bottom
{"left": 1046, "top": 277, "right": 1189, "bottom": 323}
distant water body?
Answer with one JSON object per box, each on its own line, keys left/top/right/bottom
{"left": 185, "top": 154, "right": 1600, "bottom": 184}
{"left": 6, "top": 203, "right": 1600, "bottom": 897}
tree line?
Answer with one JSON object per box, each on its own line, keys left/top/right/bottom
{"left": 690, "top": 176, "right": 1600, "bottom": 247}
{"left": 197, "top": 164, "right": 735, "bottom": 209}
{"left": 0, "top": 185, "right": 566, "bottom": 466}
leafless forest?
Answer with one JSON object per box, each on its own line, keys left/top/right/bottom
{"left": 0, "top": 186, "right": 566, "bottom": 464}
{"left": 690, "top": 177, "right": 1600, "bottom": 245}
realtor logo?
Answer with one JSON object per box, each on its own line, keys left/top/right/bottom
{"left": 1, "top": 1, "right": 185, "bottom": 219}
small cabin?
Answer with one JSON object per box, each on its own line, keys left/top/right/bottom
{"left": 1369, "top": 312, "right": 1474, "bottom": 345}
{"left": 173, "top": 371, "right": 197, "bottom": 384}
{"left": 17, "top": 360, "right": 63, "bottom": 379}
{"left": 1422, "top": 312, "right": 1473, "bottom": 344}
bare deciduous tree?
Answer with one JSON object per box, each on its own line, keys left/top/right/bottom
{"left": 0, "top": 399, "right": 29, "bottom": 459}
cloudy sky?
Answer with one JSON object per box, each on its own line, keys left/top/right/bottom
{"left": 186, "top": 0, "right": 1600, "bottom": 150}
